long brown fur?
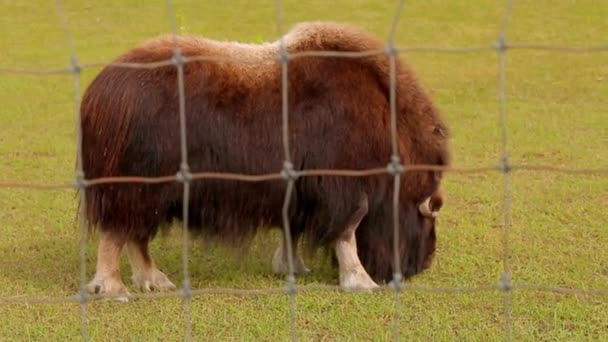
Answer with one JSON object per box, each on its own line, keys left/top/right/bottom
{"left": 80, "top": 22, "right": 450, "bottom": 282}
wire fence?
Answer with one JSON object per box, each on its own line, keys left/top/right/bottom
{"left": 0, "top": 0, "right": 607, "bottom": 341}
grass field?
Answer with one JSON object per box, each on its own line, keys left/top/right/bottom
{"left": 1, "top": 0, "right": 607, "bottom": 340}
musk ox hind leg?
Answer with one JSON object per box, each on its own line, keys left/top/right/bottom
{"left": 272, "top": 232, "right": 311, "bottom": 276}
{"left": 335, "top": 194, "right": 379, "bottom": 292}
{"left": 86, "top": 231, "right": 132, "bottom": 302}
{"left": 126, "top": 238, "right": 176, "bottom": 293}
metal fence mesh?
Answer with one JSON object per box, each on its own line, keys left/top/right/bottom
{"left": 0, "top": 0, "right": 607, "bottom": 341}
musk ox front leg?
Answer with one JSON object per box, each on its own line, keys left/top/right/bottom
{"left": 86, "top": 231, "right": 132, "bottom": 302}
{"left": 272, "top": 233, "right": 311, "bottom": 276}
{"left": 126, "top": 238, "right": 176, "bottom": 293}
{"left": 335, "top": 195, "right": 379, "bottom": 291}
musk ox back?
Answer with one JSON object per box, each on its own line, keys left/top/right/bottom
{"left": 80, "top": 22, "right": 450, "bottom": 300}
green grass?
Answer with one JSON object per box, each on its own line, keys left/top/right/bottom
{"left": 1, "top": 0, "right": 607, "bottom": 340}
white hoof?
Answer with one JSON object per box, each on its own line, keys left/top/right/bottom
{"left": 272, "top": 246, "right": 311, "bottom": 275}
{"left": 340, "top": 269, "right": 379, "bottom": 292}
{"left": 132, "top": 268, "right": 176, "bottom": 292}
{"left": 86, "top": 274, "right": 133, "bottom": 302}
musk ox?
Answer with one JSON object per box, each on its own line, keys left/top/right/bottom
{"left": 79, "top": 22, "right": 450, "bottom": 301}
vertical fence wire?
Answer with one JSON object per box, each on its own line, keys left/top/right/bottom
{"left": 386, "top": 1, "right": 406, "bottom": 340}
{"left": 165, "top": 1, "right": 193, "bottom": 340}
{"left": 274, "top": 0, "right": 299, "bottom": 340}
{"left": 497, "top": 0, "right": 515, "bottom": 340}
{"left": 53, "top": 1, "right": 89, "bottom": 341}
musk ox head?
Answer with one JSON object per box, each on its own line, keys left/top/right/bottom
{"left": 356, "top": 190, "right": 444, "bottom": 283}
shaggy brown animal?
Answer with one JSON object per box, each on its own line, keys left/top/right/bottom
{"left": 80, "top": 21, "right": 450, "bottom": 300}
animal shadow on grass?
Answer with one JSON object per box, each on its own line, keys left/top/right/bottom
{"left": 179, "top": 229, "right": 337, "bottom": 290}
{"left": 0, "top": 227, "right": 335, "bottom": 299}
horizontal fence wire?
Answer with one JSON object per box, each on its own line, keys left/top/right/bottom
{"left": 1, "top": 284, "right": 607, "bottom": 305}
{"left": 1, "top": 166, "right": 608, "bottom": 190}
{"left": 1, "top": 44, "right": 607, "bottom": 75}
{"left": 0, "top": 0, "right": 607, "bottom": 341}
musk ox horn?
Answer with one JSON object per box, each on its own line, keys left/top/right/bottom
{"left": 418, "top": 197, "right": 438, "bottom": 218}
